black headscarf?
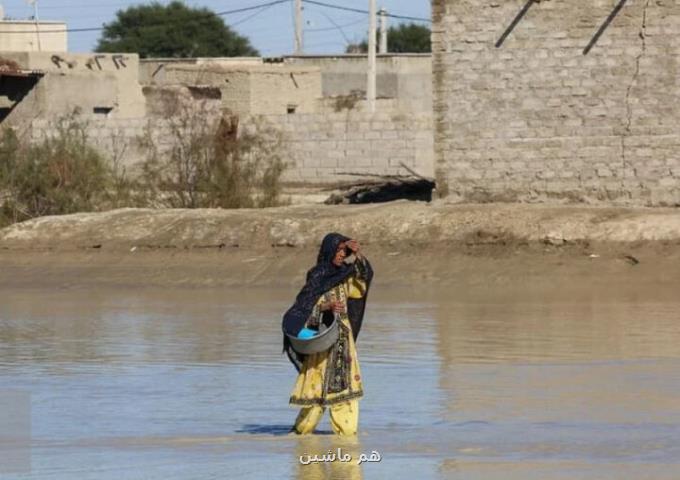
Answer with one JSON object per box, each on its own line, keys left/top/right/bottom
{"left": 282, "top": 232, "right": 374, "bottom": 372}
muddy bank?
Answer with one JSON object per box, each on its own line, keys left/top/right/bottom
{"left": 2, "top": 200, "right": 680, "bottom": 249}
{"left": 0, "top": 201, "right": 679, "bottom": 289}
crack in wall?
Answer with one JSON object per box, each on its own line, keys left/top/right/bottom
{"left": 620, "top": 0, "right": 650, "bottom": 191}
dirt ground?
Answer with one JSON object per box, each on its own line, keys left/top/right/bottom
{"left": 1, "top": 200, "right": 679, "bottom": 290}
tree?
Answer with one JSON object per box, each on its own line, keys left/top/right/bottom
{"left": 346, "top": 23, "right": 431, "bottom": 54}
{"left": 96, "top": 1, "right": 259, "bottom": 58}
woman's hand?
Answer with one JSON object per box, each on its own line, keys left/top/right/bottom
{"left": 321, "top": 300, "right": 345, "bottom": 313}
{"left": 346, "top": 239, "right": 362, "bottom": 258}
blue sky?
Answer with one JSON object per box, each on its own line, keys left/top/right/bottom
{"left": 0, "top": 0, "right": 431, "bottom": 55}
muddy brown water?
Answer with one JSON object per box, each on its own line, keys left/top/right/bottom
{"left": 1, "top": 283, "right": 679, "bottom": 479}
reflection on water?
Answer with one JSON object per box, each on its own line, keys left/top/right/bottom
{"left": 1, "top": 284, "right": 680, "bottom": 479}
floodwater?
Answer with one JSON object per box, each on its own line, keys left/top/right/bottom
{"left": 1, "top": 283, "right": 680, "bottom": 479}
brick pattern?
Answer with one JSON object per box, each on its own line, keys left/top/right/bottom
{"left": 30, "top": 117, "right": 148, "bottom": 167}
{"left": 432, "top": 0, "right": 680, "bottom": 205}
{"left": 273, "top": 100, "right": 433, "bottom": 183}
{"left": 29, "top": 100, "right": 434, "bottom": 184}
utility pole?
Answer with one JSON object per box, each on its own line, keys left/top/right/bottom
{"left": 294, "top": 0, "right": 303, "bottom": 55}
{"left": 378, "top": 7, "right": 388, "bottom": 54}
{"left": 27, "top": 0, "right": 42, "bottom": 51}
{"left": 367, "top": 0, "right": 377, "bottom": 113}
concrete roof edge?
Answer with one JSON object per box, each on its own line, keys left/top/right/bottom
{"left": 281, "top": 53, "right": 432, "bottom": 59}
{"left": 140, "top": 57, "right": 262, "bottom": 63}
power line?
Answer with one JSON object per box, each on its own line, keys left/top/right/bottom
{"left": 301, "top": 0, "right": 431, "bottom": 23}
{"left": 215, "top": 1, "right": 290, "bottom": 19}
{"left": 306, "top": 17, "right": 364, "bottom": 33}
{"left": 230, "top": 3, "right": 278, "bottom": 27}
{"left": 16, "top": 2, "right": 135, "bottom": 11}
{"left": 313, "top": 10, "right": 351, "bottom": 45}
{"left": 0, "top": 0, "right": 291, "bottom": 34}
{"left": 27, "top": 0, "right": 262, "bottom": 10}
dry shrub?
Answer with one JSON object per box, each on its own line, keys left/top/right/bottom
{"left": 0, "top": 115, "right": 133, "bottom": 227}
{"left": 333, "top": 90, "right": 363, "bottom": 112}
{"left": 0, "top": 103, "right": 289, "bottom": 227}
{"left": 139, "top": 102, "right": 288, "bottom": 209}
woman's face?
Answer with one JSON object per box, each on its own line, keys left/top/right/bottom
{"left": 332, "top": 241, "right": 348, "bottom": 266}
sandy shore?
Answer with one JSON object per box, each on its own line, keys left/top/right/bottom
{"left": 1, "top": 201, "right": 679, "bottom": 289}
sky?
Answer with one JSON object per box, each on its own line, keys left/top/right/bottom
{"left": 0, "top": 0, "right": 431, "bottom": 56}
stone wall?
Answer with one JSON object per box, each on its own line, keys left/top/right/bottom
{"left": 28, "top": 117, "right": 149, "bottom": 170}
{"left": 277, "top": 99, "right": 433, "bottom": 183}
{"left": 7, "top": 53, "right": 435, "bottom": 190}
{"left": 27, "top": 98, "right": 434, "bottom": 185}
{"left": 432, "top": 0, "right": 680, "bottom": 206}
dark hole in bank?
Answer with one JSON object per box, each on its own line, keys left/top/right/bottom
{"left": 93, "top": 106, "right": 113, "bottom": 115}
{"left": 325, "top": 177, "right": 436, "bottom": 205}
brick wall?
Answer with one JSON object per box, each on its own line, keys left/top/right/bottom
{"left": 274, "top": 99, "right": 433, "bottom": 183}
{"left": 29, "top": 117, "right": 148, "bottom": 169}
{"left": 28, "top": 99, "right": 434, "bottom": 185}
{"left": 432, "top": 0, "right": 680, "bottom": 205}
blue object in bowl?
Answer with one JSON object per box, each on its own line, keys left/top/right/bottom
{"left": 285, "top": 314, "right": 339, "bottom": 354}
{"left": 298, "top": 328, "right": 318, "bottom": 339}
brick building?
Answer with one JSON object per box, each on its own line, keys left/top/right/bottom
{"left": 432, "top": 0, "right": 680, "bottom": 205}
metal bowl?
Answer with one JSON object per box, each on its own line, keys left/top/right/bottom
{"left": 284, "top": 315, "right": 339, "bottom": 355}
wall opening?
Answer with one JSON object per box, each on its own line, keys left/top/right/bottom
{"left": 0, "top": 74, "right": 41, "bottom": 124}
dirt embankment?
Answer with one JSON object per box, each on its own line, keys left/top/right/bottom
{"left": 1, "top": 201, "right": 679, "bottom": 289}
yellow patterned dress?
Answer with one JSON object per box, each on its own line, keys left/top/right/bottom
{"left": 290, "top": 275, "right": 367, "bottom": 435}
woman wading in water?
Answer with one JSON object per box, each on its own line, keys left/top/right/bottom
{"left": 282, "top": 233, "right": 373, "bottom": 435}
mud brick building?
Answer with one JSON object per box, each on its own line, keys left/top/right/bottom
{"left": 432, "top": 0, "right": 680, "bottom": 205}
